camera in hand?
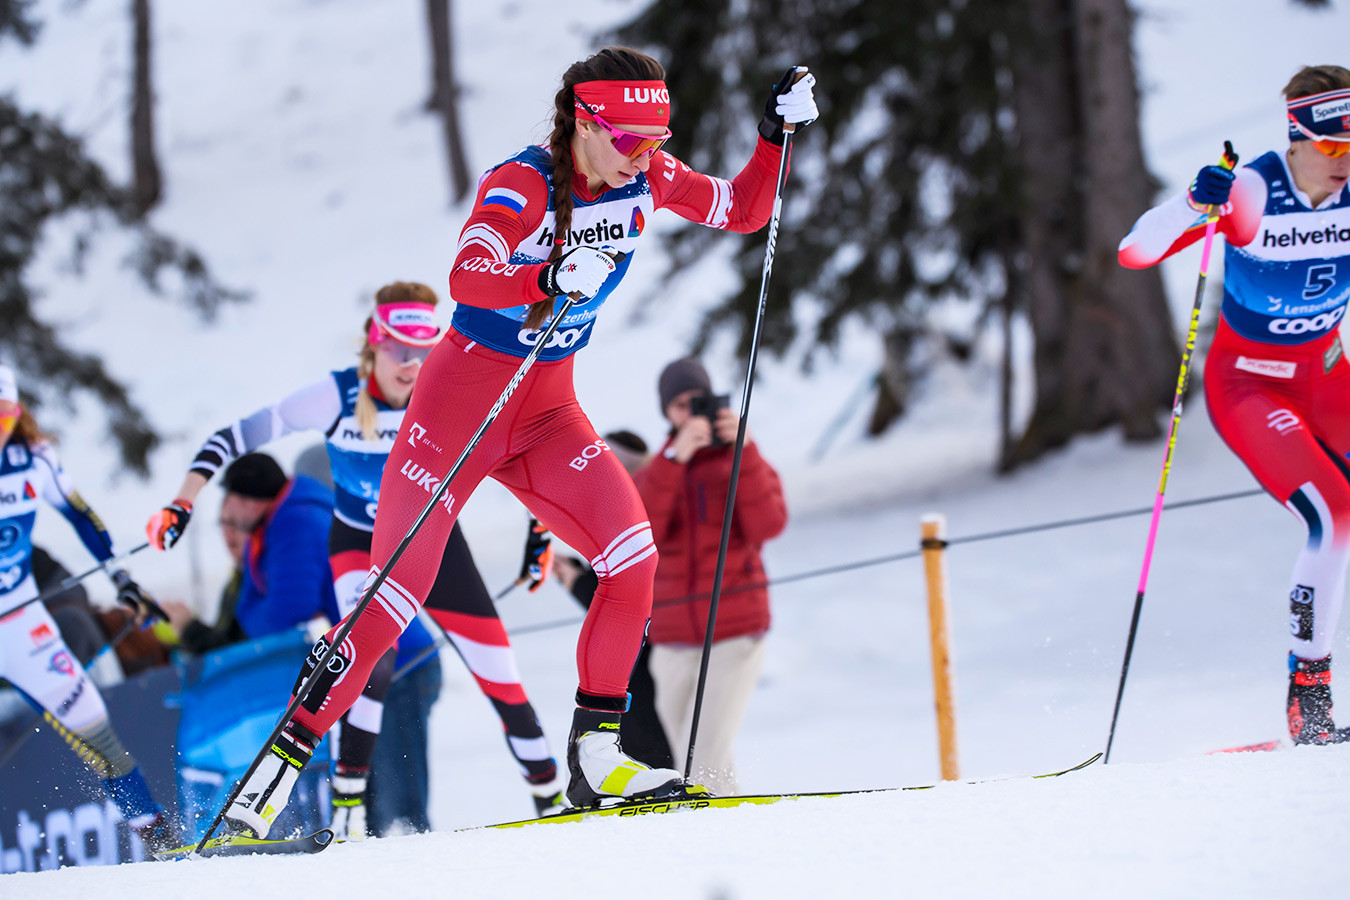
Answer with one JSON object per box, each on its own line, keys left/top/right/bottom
{"left": 689, "top": 392, "right": 731, "bottom": 446}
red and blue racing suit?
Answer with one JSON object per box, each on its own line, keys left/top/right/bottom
{"left": 1120, "top": 150, "right": 1350, "bottom": 660}
{"left": 291, "top": 137, "right": 785, "bottom": 739}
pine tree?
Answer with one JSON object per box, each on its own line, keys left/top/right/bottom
{"left": 613, "top": 0, "right": 1177, "bottom": 469}
{"left": 1, "top": 4, "right": 245, "bottom": 474}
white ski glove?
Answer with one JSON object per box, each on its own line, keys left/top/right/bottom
{"left": 759, "top": 67, "right": 818, "bottom": 143}
{"left": 538, "top": 245, "right": 618, "bottom": 299}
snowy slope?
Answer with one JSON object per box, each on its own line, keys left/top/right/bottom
{"left": 2, "top": 0, "right": 1350, "bottom": 897}
{"left": 8, "top": 747, "right": 1350, "bottom": 900}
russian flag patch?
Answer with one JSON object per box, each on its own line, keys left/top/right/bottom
{"left": 482, "top": 187, "right": 527, "bottom": 217}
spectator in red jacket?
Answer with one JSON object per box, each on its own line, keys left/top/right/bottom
{"left": 634, "top": 358, "right": 787, "bottom": 795}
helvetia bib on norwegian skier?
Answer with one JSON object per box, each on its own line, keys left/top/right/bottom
{"left": 1215, "top": 152, "right": 1350, "bottom": 345}
{"left": 1120, "top": 115, "right": 1350, "bottom": 748}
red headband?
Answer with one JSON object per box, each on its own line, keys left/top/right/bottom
{"left": 574, "top": 80, "right": 671, "bottom": 127}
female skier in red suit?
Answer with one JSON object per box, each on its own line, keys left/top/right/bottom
{"left": 225, "top": 46, "right": 819, "bottom": 836}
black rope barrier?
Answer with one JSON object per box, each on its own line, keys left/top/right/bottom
{"left": 495, "top": 486, "right": 1266, "bottom": 640}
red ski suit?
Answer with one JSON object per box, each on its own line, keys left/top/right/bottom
{"left": 291, "top": 138, "right": 786, "bottom": 738}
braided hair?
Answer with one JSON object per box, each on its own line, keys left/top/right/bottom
{"left": 524, "top": 46, "right": 665, "bottom": 330}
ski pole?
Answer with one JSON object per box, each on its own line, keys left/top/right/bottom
{"left": 390, "top": 636, "right": 445, "bottom": 684}
{"left": 683, "top": 70, "right": 804, "bottom": 782}
{"left": 4, "top": 541, "right": 151, "bottom": 617}
{"left": 194, "top": 259, "right": 622, "bottom": 852}
{"left": 494, "top": 579, "right": 524, "bottom": 601}
{"left": 0, "top": 616, "right": 140, "bottom": 770}
{"left": 1103, "top": 141, "right": 1239, "bottom": 764}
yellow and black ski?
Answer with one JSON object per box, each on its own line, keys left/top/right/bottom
{"left": 479, "top": 753, "right": 1104, "bottom": 829}
{"left": 155, "top": 828, "right": 334, "bottom": 861}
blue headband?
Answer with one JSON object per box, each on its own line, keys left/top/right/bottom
{"left": 1287, "top": 87, "right": 1350, "bottom": 141}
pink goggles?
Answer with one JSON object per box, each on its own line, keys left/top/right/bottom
{"left": 578, "top": 99, "right": 672, "bottom": 160}
{"left": 369, "top": 303, "right": 442, "bottom": 365}
{"left": 369, "top": 303, "right": 441, "bottom": 344}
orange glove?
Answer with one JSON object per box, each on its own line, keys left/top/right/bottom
{"left": 146, "top": 499, "right": 193, "bottom": 551}
{"left": 518, "top": 518, "right": 554, "bottom": 593}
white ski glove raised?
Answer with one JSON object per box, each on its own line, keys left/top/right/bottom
{"left": 538, "top": 245, "right": 619, "bottom": 300}
{"left": 758, "top": 67, "right": 818, "bottom": 143}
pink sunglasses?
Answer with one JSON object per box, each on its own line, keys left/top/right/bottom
{"left": 578, "top": 99, "right": 672, "bottom": 159}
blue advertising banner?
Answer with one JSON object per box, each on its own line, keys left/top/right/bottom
{"left": 0, "top": 628, "right": 329, "bottom": 872}
{"left": 170, "top": 629, "right": 330, "bottom": 844}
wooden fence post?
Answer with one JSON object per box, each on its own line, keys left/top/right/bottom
{"left": 921, "top": 514, "right": 960, "bottom": 780}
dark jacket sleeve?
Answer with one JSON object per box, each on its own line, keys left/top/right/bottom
{"left": 179, "top": 570, "right": 246, "bottom": 653}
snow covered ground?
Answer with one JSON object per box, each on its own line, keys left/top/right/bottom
{"left": 3, "top": 0, "right": 1350, "bottom": 897}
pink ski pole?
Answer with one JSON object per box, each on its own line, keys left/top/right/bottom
{"left": 1104, "top": 141, "right": 1239, "bottom": 763}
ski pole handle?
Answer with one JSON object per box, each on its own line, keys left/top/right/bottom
{"left": 1197, "top": 141, "right": 1240, "bottom": 275}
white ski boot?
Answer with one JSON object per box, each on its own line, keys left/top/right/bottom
{"left": 530, "top": 773, "right": 568, "bottom": 817}
{"left": 226, "top": 729, "right": 314, "bottom": 839}
{"left": 330, "top": 770, "right": 368, "bottom": 841}
{"left": 565, "top": 705, "right": 684, "bottom": 808}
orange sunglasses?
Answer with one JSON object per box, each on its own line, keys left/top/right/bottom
{"left": 1293, "top": 120, "right": 1350, "bottom": 159}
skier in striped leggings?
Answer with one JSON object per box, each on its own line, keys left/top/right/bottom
{"left": 146, "top": 283, "right": 563, "bottom": 836}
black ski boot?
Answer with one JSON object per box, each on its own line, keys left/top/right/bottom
{"left": 1287, "top": 655, "right": 1350, "bottom": 745}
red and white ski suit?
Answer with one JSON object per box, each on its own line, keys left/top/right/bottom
{"left": 291, "top": 137, "right": 786, "bottom": 737}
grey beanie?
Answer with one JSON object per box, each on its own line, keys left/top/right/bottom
{"left": 658, "top": 358, "right": 712, "bottom": 413}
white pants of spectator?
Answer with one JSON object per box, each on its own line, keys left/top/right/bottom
{"left": 650, "top": 634, "right": 766, "bottom": 796}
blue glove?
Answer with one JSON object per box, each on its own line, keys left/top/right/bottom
{"left": 1188, "top": 164, "right": 1235, "bottom": 208}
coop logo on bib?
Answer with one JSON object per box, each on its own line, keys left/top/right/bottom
{"left": 518, "top": 321, "right": 593, "bottom": 350}
{"left": 1268, "top": 307, "right": 1346, "bottom": 335}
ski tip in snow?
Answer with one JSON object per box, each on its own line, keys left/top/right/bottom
{"left": 154, "top": 828, "right": 335, "bottom": 861}
{"left": 1208, "top": 740, "right": 1286, "bottom": 754}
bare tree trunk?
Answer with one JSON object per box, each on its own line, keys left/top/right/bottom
{"left": 999, "top": 241, "right": 1023, "bottom": 466}
{"left": 867, "top": 324, "right": 918, "bottom": 435}
{"left": 425, "top": 0, "right": 471, "bottom": 203}
{"left": 130, "top": 0, "right": 161, "bottom": 218}
{"left": 1002, "top": 0, "right": 1176, "bottom": 470}
{"left": 1071, "top": 0, "right": 1177, "bottom": 432}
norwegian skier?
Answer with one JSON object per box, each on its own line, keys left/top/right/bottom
{"left": 1119, "top": 65, "right": 1350, "bottom": 744}
{"left": 0, "top": 364, "right": 173, "bottom": 851}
